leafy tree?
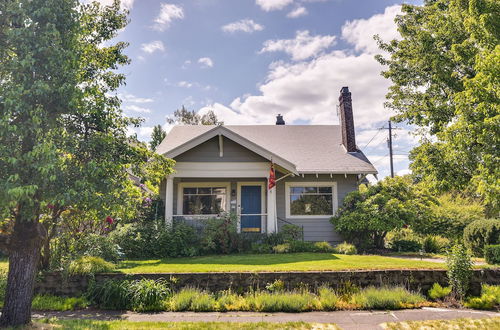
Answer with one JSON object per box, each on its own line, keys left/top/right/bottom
{"left": 0, "top": 0, "right": 172, "bottom": 325}
{"left": 377, "top": 0, "right": 499, "bottom": 213}
{"left": 166, "top": 105, "right": 223, "bottom": 125}
{"left": 149, "top": 125, "right": 166, "bottom": 151}
{"left": 331, "top": 176, "right": 436, "bottom": 249}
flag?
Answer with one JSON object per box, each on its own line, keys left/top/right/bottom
{"left": 268, "top": 163, "right": 276, "bottom": 190}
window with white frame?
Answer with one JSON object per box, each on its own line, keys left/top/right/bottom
{"left": 285, "top": 183, "right": 336, "bottom": 217}
{"left": 182, "top": 186, "right": 227, "bottom": 215}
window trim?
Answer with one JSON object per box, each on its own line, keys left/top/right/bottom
{"left": 177, "top": 182, "right": 231, "bottom": 216}
{"left": 284, "top": 181, "right": 338, "bottom": 219}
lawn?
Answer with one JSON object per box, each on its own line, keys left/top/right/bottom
{"left": 383, "top": 317, "right": 500, "bottom": 329}
{"left": 118, "top": 253, "right": 445, "bottom": 273}
{"left": 33, "top": 320, "right": 339, "bottom": 330}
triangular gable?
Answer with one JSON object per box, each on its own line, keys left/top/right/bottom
{"left": 162, "top": 126, "right": 298, "bottom": 174}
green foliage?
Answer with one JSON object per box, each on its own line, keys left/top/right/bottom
{"left": 86, "top": 279, "right": 131, "bottom": 310}
{"left": 446, "top": 244, "right": 473, "bottom": 300}
{"left": 149, "top": 125, "right": 167, "bottom": 151}
{"left": 333, "top": 242, "right": 357, "bottom": 255}
{"left": 280, "top": 224, "right": 304, "bottom": 242}
{"left": 351, "top": 287, "right": 425, "bottom": 309}
{"left": 415, "top": 194, "right": 485, "bottom": 240}
{"left": 251, "top": 243, "right": 273, "bottom": 254}
{"left": 484, "top": 245, "right": 500, "bottom": 265}
{"left": 427, "top": 283, "right": 452, "bottom": 301}
{"left": 245, "top": 291, "right": 318, "bottom": 312}
{"left": 265, "top": 280, "right": 285, "bottom": 293}
{"left": 331, "top": 176, "right": 435, "bottom": 249}
{"left": 463, "top": 219, "right": 500, "bottom": 256}
{"left": 68, "top": 256, "right": 116, "bottom": 275}
{"left": 166, "top": 106, "right": 223, "bottom": 125}
{"left": 0, "top": 271, "right": 7, "bottom": 302}
{"left": 390, "top": 239, "right": 422, "bottom": 253}
{"left": 288, "top": 241, "right": 316, "bottom": 253}
{"left": 313, "top": 241, "right": 334, "bottom": 253}
{"left": 169, "top": 288, "right": 201, "bottom": 312}
{"left": 422, "top": 235, "right": 450, "bottom": 254}
{"left": 215, "top": 291, "right": 246, "bottom": 312}
{"left": 31, "top": 295, "right": 89, "bottom": 311}
{"left": 272, "top": 244, "right": 290, "bottom": 254}
{"left": 200, "top": 213, "right": 239, "bottom": 254}
{"left": 464, "top": 285, "right": 500, "bottom": 310}
{"left": 377, "top": 0, "right": 500, "bottom": 212}
{"left": 318, "top": 287, "right": 339, "bottom": 311}
{"left": 190, "top": 292, "right": 217, "bottom": 312}
{"left": 128, "top": 279, "right": 172, "bottom": 312}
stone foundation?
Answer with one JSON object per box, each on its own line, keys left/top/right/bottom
{"left": 35, "top": 269, "right": 500, "bottom": 297}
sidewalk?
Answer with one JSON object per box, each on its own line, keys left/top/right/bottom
{"left": 33, "top": 308, "right": 499, "bottom": 329}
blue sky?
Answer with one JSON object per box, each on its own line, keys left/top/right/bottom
{"left": 98, "top": 0, "right": 422, "bottom": 179}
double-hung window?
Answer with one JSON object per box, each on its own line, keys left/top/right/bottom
{"left": 285, "top": 182, "right": 337, "bottom": 218}
{"left": 181, "top": 185, "right": 228, "bottom": 215}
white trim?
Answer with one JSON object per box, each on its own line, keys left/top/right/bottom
{"left": 284, "top": 181, "right": 338, "bottom": 219}
{"left": 171, "top": 162, "right": 270, "bottom": 178}
{"left": 176, "top": 181, "right": 231, "bottom": 216}
{"left": 237, "top": 181, "right": 266, "bottom": 233}
{"left": 218, "top": 134, "right": 223, "bottom": 158}
{"left": 163, "top": 126, "right": 298, "bottom": 174}
{"left": 165, "top": 177, "right": 174, "bottom": 225}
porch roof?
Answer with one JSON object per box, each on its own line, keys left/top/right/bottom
{"left": 156, "top": 125, "right": 377, "bottom": 175}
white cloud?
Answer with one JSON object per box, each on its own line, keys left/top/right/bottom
{"left": 256, "top": 0, "right": 293, "bottom": 11}
{"left": 177, "top": 81, "right": 193, "bottom": 88}
{"left": 287, "top": 6, "right": 307, "bottom": 18}
{"left": 153, "top": 3, "right": 184, "bottom": 32}
{"left": 128, "top": 126, "right": 154, "bottom": 139}
{"left": 120, "top": 93, "right": 154, "bottom": 104}
{"left": 260, "top": 30, "right": 336, "bottom": 61}
{"left": 198, "top": 57, "right": 214, "bottom": 68}
{"left": 222, "top": 19, "right": 264, "bottom": 33}
{"left": 123, "top": 105, "right": 152, "bottom": 113}
{"left": 140, "top": 40, "right": 165, "bottom": 54}
{"left": 341, "top": 5, "right": 401, "bottom": 54}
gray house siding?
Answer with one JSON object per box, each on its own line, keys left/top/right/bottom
{"left": 276, "top": 174, "right": 357, "bottom": 243}
{"left": 174, "top": 136, "right": 267, "bottom": 162}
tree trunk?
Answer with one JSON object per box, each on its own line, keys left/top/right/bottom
{"left": 0, "top": 221, "right": 46, "bottom": 327}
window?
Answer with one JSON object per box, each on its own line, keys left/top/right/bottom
{"left": 182, "top": 186, "right": 227, "bottom": 215}
{"left": 285, "top": 183, "right": 337, "bottom": 217}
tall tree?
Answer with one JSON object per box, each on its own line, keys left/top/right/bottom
{"left": 166, "top": 105, "right": 223, "bottom": 125}
{"left": 0, "top": 0, "right": 174, "bottom": 325}
{"left": 149, "top": 124, "right": 166, "bottom": 151}
{"left": 377, "top": 0, "right": 499, "bottom": 213}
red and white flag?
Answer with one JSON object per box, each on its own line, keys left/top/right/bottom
{"left": 268, "top": 163, "right": 276, "bottom": 190}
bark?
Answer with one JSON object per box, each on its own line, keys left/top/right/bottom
{"left": 0, "top": 221, "right": 46, "bottom": 327}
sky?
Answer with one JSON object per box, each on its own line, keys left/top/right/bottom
{"left": 95, "top": 0, "right": 422, "bottom": 180}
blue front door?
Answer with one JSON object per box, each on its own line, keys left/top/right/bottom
{"left": 240, "top": 185, "right": 262, "bottom": 233}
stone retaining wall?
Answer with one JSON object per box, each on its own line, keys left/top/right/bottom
{"left": 35, "top": 269, "right": 500, "bottom": 297}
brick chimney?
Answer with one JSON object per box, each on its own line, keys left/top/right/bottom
{"left": 338, "top": 87, "right": 357, "bottom": 152}
{"left": 276, "top": 114, "right": 285, "bottom": 125}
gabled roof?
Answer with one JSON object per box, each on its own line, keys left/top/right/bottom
{"left": 156, "top": 125, "right": 377, "bottom": 175}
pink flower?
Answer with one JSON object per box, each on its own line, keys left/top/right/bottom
{"left": 47, "top": 204, "right": 55, "bottom": 210}
{"left": 106, "top": 216, "right": 114, "bottom": 224}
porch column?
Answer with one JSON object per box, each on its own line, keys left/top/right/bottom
{"left": 165, "top": 176, "right": 174, "bottom": 226}
{"left": 267, "top": 186, "right": 277, "bottom": 233}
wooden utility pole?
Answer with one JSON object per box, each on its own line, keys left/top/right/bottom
{"left": 387, "top": 120, "right": 394, "bottom": 178}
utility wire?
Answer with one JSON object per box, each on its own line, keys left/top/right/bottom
{"left": 361, "top": 127, "right": 384, "bottom": 151}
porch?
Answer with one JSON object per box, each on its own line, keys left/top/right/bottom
{"left": 164, "top": 162, "right": 279, "bottom": 233}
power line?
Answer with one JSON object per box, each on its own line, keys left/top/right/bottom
{"left": 361, "top": 127, "right": 384, "bottom": 151}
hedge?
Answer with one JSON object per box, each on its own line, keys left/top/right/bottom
{"left": 463, "top": 219, "right": 500, "bottom": 256}
{"left": 485, "top": 245, "right": 500, "bottom": 265}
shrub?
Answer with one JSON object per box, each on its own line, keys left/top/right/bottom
{"left": 128, "top": 278, "right": 172, "bottom": 312}
{"left": 484, "top": 244, "right": 500, "bottom": 265}
{"left": 423, "top": 235, "right": 450, "bottom": 254}
{"left": 0, "top": 270, "right": 7, "bottom": 302}
{"left": 86, "top": 279, "right": 131, "bottom": 310}
{"left": 351, "top": 287, "right": 425, "bottom": 309}
{"left": 263, "top": 232, "right": 285, "bottom": 246}
{"left": 281, "top": 224, "right": 303, "bottom": 242}
{"left": 318, "top": 287, "right": 339, "bottom": 311}
{"left": 246, "top": 291, "right": 318, "bottom": 312}
{"left": 464, "top": 284, "right": 500, "bottom": 310}
{"left": 216, "top": 291, "right": 247, "bottom": 312}
{"left": 72, "top": 233, "right": 121, "bottom": 262}
{"left": 251, "top": 243, "right": 273, "bottom": 254}
{"left": 273, "top": 244, "right": 290, "bottom": 254}
{"left": 427, "top": 283, "right": 451, "bottom": 300}
{"left": 334, "top": 242, "right": 357, "bottom": 255}
{"left": 68, "top": 256, "right": 116, "bottom": 275}
{"left": 265, "top": 279, "right": 285, "bottom": 292}
{"left": 446, "top": 244, "right": 473, "bottom": 300}
{"left": 190, "top": 292, "right": 217, "bottom": 312}
{"left": 313, "top": 241, "right": 334, "bottom": 252}
{"left": 463, "top": 219, "right": 500, "bottom": 256}
{"left": 201, "top": 213, "right": 239, "bottom": 254}
{"left": 288, "top": 240, "right": 316, "bottom": 253}
{"left": 169, "top": 288, "right": 202, "bottom": 311}
{"left": 390, "top": 239, "right": 422, "bottom": 252}
{"left": 31, "top": 295, "right": 89, "bottom": 311}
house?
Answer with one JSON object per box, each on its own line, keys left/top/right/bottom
{"left": 156, "top": 87, "right": 377, "bottom": 242}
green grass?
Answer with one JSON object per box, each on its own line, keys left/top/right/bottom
{"left": 383, "top": 317, "right": 500, "bottom": 330}
{"left": 33, "top": 320, "right": 339, "bottom": 330}
{"left": 118, "top": 253, "right": 445, "bottom": 273}
{"left": 0, "top": 294, "right": 89, "bottom": 311}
